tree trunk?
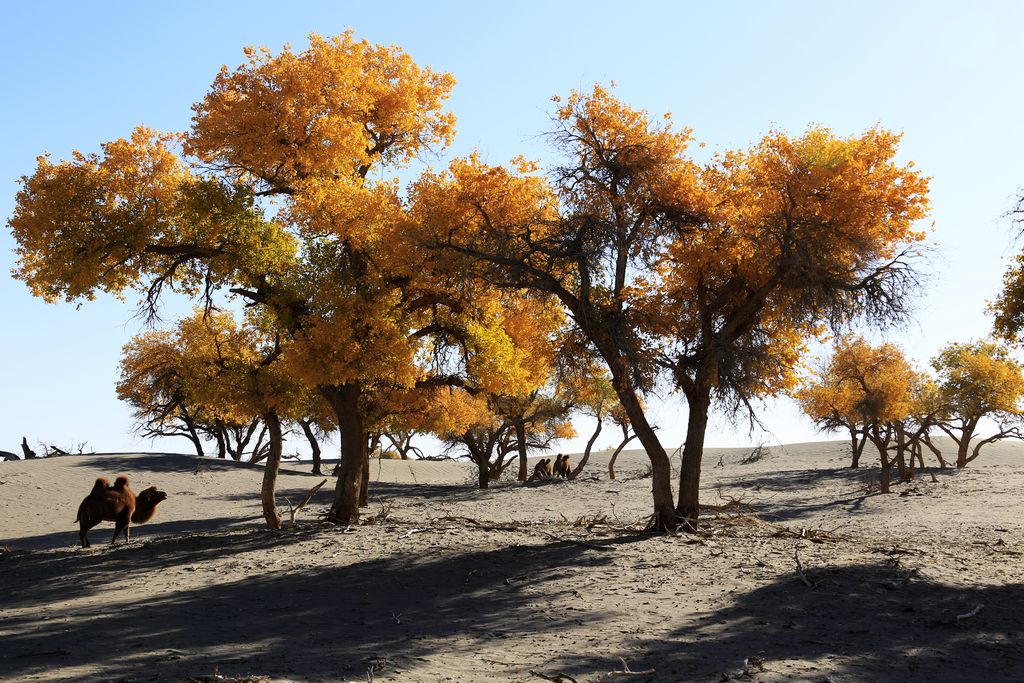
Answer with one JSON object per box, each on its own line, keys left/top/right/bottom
{"left": 676, "top": 386, "right": 711, "bottom": 530}
{"left": 616, "top": 386, "right": 675, "bottom": 530}
{"left": 322, "top": 384, "right": 367, "bottom": 525}
{"left": 360, "top": 446, "right": 370, "bottom": 507}
{"left": 955, "top": 434, "right": 972, "bottom": 469}
{"left": 913, "top": 441, "right": 925, "bottom": 470}
{"left": 299, "top": 419, "right": 323, "bottom": 475}
{"left": 21, "top": 437, "right": 36, "bottom": 459}
{"left": 849, "top": 427, "right": 866, "bottom": 468}
{"left": 569, "top": 417, "right": 602, "bottom": 480}
{"left": 249, "top": 422, "right": 269, "bottom": 463}
{"left": 214, "top": 422, "right": 227, "bottom": 458}
{"left": 260, "top": 411, "right": 283, "bottom": 530}
{"left": 879, "top": 460, "right": 892, "bottom": 493}
{"left": 514, "top": 420, "right": 529, "bottom": 482}
{"left": 922, "top": 434, "right": 947, "bottom": 468}
{"left": 869, "top": 435, "right": 892, "bottom": 494}
{"left": 182, "top": 417, "right": 205, "bottom": 457}
{"left": 893, "top": 423, "right": 909, "bottom": 482}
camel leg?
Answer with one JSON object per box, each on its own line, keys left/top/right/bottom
{"left": 111, "top": 518, "right": 130, "bottom": 545}
{"left": 80, "top": 517, "right": 100, "bottom": 548}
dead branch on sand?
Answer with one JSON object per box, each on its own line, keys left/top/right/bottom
{"left": 281, "top": 478, "right": 327, "bottom": 527}
{"left": 436, "top": 515, "right": 530, "bottom": 532}
{"left": 956, "top": 604, "right": 984, "bottom": 623}
{"left": 721, "top": 656, "right": 767, "bottom": 680}
{"left": 530, "top": 670, "right": 578, "bottom": 682}
{"left": 358, "top": 500, "right": 394, "bottom": 525}
{"left": 702, "top": 490, "right": 756, "bottom": 514}
{"left": 604, "top": 657, "right": 656, "bottom": 678}
{"left": 187, "top": 667, "right": 267, "bottom": 683}
{"left": 793, "top": 544, "right": 814, "bottom": 587}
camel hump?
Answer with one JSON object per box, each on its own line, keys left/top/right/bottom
{"left": 112, "top": 476, "right": 130, "bottom": 491}
{"left": 91, "top": 477, "right": 111, "bottom": 495}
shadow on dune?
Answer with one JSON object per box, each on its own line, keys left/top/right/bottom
{"left": 1, "top": 515, "right": 257, "bottom": 552}
{"left": 716, "top": 466, "right": 876, "bottom": 493}
{"left": 69, "top": 453, "right": 318, "bottom": 478}
{"left": 713, "top": 466, "right": 960, "bottom": 525}
{"left": 0, "top": 528, "right": 642, "bottom": 681}
{"left": 551, "top": 561, "right": 1024, "bottom": 682}
{"left": 3, "top": 528, "right": 1021, "bottom": 682}
{"left": 207, "top": 481, "right": 485, "bottom": 507}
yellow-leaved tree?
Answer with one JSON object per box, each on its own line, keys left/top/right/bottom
{"left": 9, "top": 32, "right": 546, "bottom": 524}
{"left": 412, "top": 87, "right": 703, "bottom": 529}
{"left": 414, "top": 87, "right": 930, "bottom": 529}
{"left": 653, "top": 127, "right": 930, "bottom": 523}
{"left": 117, "top": 327, "right": 213, "bottom": 458}
{"left": 800, "top": 338, "right": 940, "bottom": 492}
{"left": 930, "top": 340, "right": 1024, "bottom": 468}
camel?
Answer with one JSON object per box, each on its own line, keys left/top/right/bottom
{"left": 553, "top": 454, "right": 572, "bottom": 479}
{"left": 529, "top": 458, "right": 554, "bottom": 480}
{"left": 132, "top": 486, "right": 168, "bottom": 523}
{"left": 75, "top": 476, "right": 167, "bottom": 548}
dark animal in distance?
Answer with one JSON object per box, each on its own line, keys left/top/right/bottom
{"left": 529, "top": 458, "right": 554, "bottom": 480}
{"left": 75, "top": 476, "right": 167, "bottom": 548}
{"left": 553, "top": 454, "right": 572, "bottom": 479}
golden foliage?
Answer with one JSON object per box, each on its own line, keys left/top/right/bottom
{"left": 798, "top": 338, "right": 919, "bottom": 429}
{"left": 186, "top": 31, "right": 455, "bottom": 188}
{"left": 931, "top": 340, "right": 1024, "bottom": 420}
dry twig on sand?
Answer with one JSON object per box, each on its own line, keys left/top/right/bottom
{"left": 702, "top": 490, "right": 755, "bottom": 514}
{"left": 436, "top": 515, "right": 527, "bottom": 532}
{"left": 956, "top": 604, "right": 984, "bottom": 623}
{"left": 282, "top": 478, "right": 327, "bottom": 527}
{"left": 793, "top": 544, "right": 814, "bottom": 588}
{"left": 605, "top": 657, "right": 656, "bottom": 678}
{"left": 187, "top": 668, "right": 267, "bottom": 683}
{"left": 529, "top": 670, "right": 578, "bottom": 682}
{"left": 360, "top": 500, "right": 394, "bottom": 525}
{"left": 535, "top": 529, "right": 616, "bottom": 552}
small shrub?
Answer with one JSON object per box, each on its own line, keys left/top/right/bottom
{"left": 373, "top": 450, "right": 401, "bottom": 460}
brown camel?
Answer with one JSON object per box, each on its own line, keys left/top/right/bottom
{"left": 529, "top": 458, "right": 554, "bottom": 480}
{"left": 75, "top": 476, "right": 167, "bottom": 548}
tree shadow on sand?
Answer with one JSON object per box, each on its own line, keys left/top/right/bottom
{"left": 0, "top": 529, "right": 644, "bottom": 681}
{"left": 716, "top": 466, "right": 875, "bottom": 493}
{"left": 711, "top": 466, "right": 960, "bottom": 525}
{"left": 3, "top": 525, "right": 1022, "bottom": 682}
{"left": 70, "top": 453, "right": 315, "bottom": 477}
{"left": 0, "top": 514, "right": 255, "bottom": 552}
{"left": 549, "top": 560, "right": 1024, "bottom": 682}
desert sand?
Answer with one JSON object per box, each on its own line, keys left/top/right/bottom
{"left": 1, "top": 439, "right": 1022, "bottom": 682}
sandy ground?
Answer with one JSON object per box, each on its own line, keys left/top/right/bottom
{"left": 1, "top": 438, "right": 1022, "bottom": 682}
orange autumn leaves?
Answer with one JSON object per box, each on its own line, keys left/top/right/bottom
{"left": 415, "top": 88, "right": 930, "bottom": 403}
{"left": 8, "top": 33, "right": 934, "bottom": 475}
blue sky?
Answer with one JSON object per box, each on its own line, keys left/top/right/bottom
{"left": 2, "top": 2, "right": 1023, "bottom": 457}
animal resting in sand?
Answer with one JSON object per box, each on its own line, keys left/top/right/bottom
{"left": 75, "top": 476, "right": 168, "bottom": 548}
{"left": 553, "top": 454, "right": 572, "bottom": 478}
{"left": 530, "top": 458, "right": 555, "bottom": 480}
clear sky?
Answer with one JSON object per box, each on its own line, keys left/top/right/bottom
{"left": 2, "top": 1, "right": 1023, "bottom": 458}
